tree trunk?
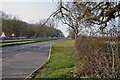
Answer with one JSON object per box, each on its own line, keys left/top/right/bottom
{"left": 74, "top": 31, "right": 78, "bottom": 41}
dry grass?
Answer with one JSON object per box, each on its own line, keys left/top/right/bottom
{"left": 73, "top": 36, "right": 120, "bottom": 78}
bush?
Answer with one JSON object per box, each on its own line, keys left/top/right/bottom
{"left": 73, "top": 36, "right": 120, "bottom": 78}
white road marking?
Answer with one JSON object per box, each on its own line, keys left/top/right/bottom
{"left": 25, "top": 51, "right": 30, "bottom": 53}
{"left": 3, "top": 57, "right": 8, "bottom": 59}
{"left": 15, "top": 51, "right": 30, "bottom": 57}
{"left": 22, "top": 47, "right": 25, "bottom": 49}
{"left": 15, "top": 54, "right": 20, "bottom": 56}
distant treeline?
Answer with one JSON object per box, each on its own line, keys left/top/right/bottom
{"left": 1, "top": 11, "right": 64, "bottom": 38}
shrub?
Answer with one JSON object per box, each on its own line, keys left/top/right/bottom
{"left": 73, "top": 36, "right": 120, "bottom": 78}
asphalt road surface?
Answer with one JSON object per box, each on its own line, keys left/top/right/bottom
{"left": 2, "top": 39, "right": 63, "bottom": 79}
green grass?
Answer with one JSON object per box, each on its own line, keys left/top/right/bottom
{"left": 0, "top": 40, "right": 36, "bottom": 46}
{"left": 0, "top": 38, "right": 62, "bottom": 47}
{"left": 35, "top": 40, "right": 75, "bottom": 78}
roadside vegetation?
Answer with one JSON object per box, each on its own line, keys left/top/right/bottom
{"left": 32, "top": 37, "right": 119, "bottom": 79}
{"left": 53, "top": 1, "right": 120, "bottom": 78}
{"left": 74, "top": 36, "right": 119, "bottom": 78}
{"left": 0, "top": 37, "right": 61, "bottom": 47}
{"left": 31, "top": 1, "right": 120, "bottom": 79}
{"left": 34, "top": 40, "right": 75, "bottom": 78}
{"left": 1, "top": 11, "right": 64, "bottom": 39}
{"left": 0, "top": 40, "right": 35, "bottom": 47}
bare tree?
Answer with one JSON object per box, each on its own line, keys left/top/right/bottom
{"left": 53, "top": 1, "right": 120, "bottom": 39}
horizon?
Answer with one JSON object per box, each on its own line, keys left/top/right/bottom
{"left": 0, "top": 1, "right": 69, "bottom": 37}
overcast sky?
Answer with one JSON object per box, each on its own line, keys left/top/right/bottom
{"left": 1, "top": 0, "right": 118, "bottom": 37}
{"left": 0, "top": 0, "right": 69, "bottom": 37}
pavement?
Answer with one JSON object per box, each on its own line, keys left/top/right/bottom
{"left": 2, "top": 39, "right": 63, "bottom": 79}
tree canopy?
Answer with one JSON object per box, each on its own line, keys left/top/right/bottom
{"left": 1, "top": 11, "right": 64, "bottom": 38}
{"left": 53, "top": 1, "right": 120, "bottom": 39}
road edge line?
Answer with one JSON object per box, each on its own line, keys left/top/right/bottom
{"left": 24, "top": 43, "right": 54, "bottom": 80}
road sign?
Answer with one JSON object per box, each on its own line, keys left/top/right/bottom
{"left": 11, "top": 33, "right": 15, "bottom": 37}
{"left": 1, "top": 32, "right": 6, "bottom": 37}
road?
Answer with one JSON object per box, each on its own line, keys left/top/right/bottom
{"left": 2, "top": 40, "right": 63, "bottom": 79}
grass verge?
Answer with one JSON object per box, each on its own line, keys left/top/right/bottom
{"left": 34, "top": 40, "right": 75, "bottom": 78}
{"left": 0, "top": 40, "right": 35, "bottom": 47}
{"left": 0, "top": 38, "right": 62, "bottom": 47}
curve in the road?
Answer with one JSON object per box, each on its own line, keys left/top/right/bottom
{"left": 2, "top": 40, "right": 63, "bottom": 79}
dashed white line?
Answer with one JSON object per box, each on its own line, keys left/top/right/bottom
{"left": 15, "top": 54, "right": 21, "bottom": 56}
{"left": 3, "top": 57, "right": 8, "bottom": 59}
{"left": 15, "top": 51, "right": 30, "bottom": 57}
{"left": 25, "top": 51, "right": 30, "bottom": 54}
{"left": 21, "top": 47, "right": 25, "bottom": 49}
